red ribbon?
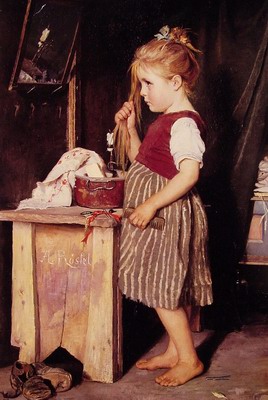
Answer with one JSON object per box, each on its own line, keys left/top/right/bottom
{"left": 82, "top": 210, "right": 121, "bottom": 244}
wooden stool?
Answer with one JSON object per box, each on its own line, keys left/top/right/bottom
{"left": 0, "top": 207, "right": 122, "bottom": 383}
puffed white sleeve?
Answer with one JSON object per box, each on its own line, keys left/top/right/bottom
{"left": 170, "top": 117, "right": 205, "bottom": 170}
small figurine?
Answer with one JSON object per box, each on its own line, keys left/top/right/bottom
{"left": 106, "top": 130, "right": 117, "bottom": 172}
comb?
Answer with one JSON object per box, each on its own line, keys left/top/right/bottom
{"left": 123, "top": 207, "right": 165, "bottom": 231}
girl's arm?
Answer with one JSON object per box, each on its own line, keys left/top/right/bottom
{"left": 114, "top": 101, "right": 141, "bottom": 162}
{"left": 126, "top": 127, "right": 142, "bottom": 162}
{"left": 128, "top": 159, "right": 200, "bottom": 229}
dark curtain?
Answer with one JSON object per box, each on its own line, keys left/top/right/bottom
{"left": 195, "top": 0, "right": 268, "bottom": 329}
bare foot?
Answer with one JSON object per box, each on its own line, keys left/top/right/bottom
{"left": 155, "top": 360, "right": 204, "bottom": 387}
{"left": 136, "top": 353, "right": 178, "bottom": 371}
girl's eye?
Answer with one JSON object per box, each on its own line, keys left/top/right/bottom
{"left": 145, "top": 80, "right": 152, "bottom": 86}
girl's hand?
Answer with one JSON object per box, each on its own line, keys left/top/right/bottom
{"left": 114, "top": 100, "right": 141, "bottom": 162}
{"left": 114, "top": 101, "right": 136, "bottom": 132}
{"left": 128, "top": 202, "right": 157, "bottom": 230}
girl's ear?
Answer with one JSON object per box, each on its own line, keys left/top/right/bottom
{"left": 171, "top": 75, "right": 182, "bottom": 90}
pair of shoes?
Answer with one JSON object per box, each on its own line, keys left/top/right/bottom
{"left": 4, "top": 360, "right": 72, "bottom": 399}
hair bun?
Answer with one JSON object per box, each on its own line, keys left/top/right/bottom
{"left": 154, "top": 25, "right": 201, "bottom": 53}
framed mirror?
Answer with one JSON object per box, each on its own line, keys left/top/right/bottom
{"left": 9, "top": 0, "right": 82, "bottom": 92}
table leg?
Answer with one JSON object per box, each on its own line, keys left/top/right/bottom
{"left": 11, "top": 222, "right": 38, "bottom": 362}
{"left": 83, "top": 226, "right": 122, "bottom": 383}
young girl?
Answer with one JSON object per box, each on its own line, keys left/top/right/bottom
{"left": 114, "top": 26, "right": 213, "bottom": 387}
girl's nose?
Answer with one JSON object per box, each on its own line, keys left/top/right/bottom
{"left": 140, "top": 84, "right": 146, "bottom": 98}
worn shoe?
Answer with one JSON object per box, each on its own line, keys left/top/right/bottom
{"left": 22, "top": 376, "right": 52, "bottom": 400}
{"left": 9, "top": 361, "right": 35, "bottom": 396}
{"left": 32, "top": 363, "right": 72, "bottom": 392}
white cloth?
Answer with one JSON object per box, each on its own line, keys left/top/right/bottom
{"left": 170, "top": 117, "right": 205, "bottom": 169}
{"left": 254, "top": 156, "right": 268, "bottom": 193}
{"left": 17, "top": 147, "right": 107, "bottom": 210}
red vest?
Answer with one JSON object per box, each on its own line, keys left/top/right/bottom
{"left": 135, "top": 111, "right": 205, "bottom": 179}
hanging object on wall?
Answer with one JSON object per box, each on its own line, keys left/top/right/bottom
{"left": 8, "top": 0, "right": 82, "bottom": 93}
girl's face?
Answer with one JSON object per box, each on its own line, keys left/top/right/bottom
{"left": 137, "top": 65, "right": 179, "bottom": 114}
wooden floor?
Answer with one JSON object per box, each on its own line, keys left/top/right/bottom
{"left": 0, "top": 307, "right": 267, "bottom": 400}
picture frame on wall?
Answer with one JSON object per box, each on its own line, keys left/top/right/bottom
{"left": 8, "top": 0, "right": 82, "bottom": 93}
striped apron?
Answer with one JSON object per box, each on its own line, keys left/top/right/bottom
{"left": 118, "top": 161, "right": 213, "bottom": 310}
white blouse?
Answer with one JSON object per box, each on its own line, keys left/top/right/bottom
{"left": 170, "top": 117, "right": 205, "bottom": 170}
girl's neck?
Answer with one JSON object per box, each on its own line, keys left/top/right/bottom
{"left": 164, "top": 90, "right": 195, "bottom": 114}
{"left": 164, "top": 101, "right": 195, "bottom": 114}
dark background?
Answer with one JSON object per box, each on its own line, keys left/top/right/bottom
{"left": 0, "top": 0, "right": 267, "bottom": 365}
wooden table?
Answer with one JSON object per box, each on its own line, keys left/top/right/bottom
{"left": 0, "top": 206, "right": 122, "bottom": 383}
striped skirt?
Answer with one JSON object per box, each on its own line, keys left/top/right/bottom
{"left": 118, "top": 161, "right": 213, "bottom": 310}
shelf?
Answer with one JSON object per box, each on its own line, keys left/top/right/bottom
{"left": 240, "top": 255, "right": 268, "bottom": 266}
{"left": 251, "top": 195, "right": 268, "bottom": 200}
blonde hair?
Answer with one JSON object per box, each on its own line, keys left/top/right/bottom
{"left": 113, "top": 27, "right": 201, "bottom": 169}
{"left": 129, "top": 28, "right": 201, "bottom": 122}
